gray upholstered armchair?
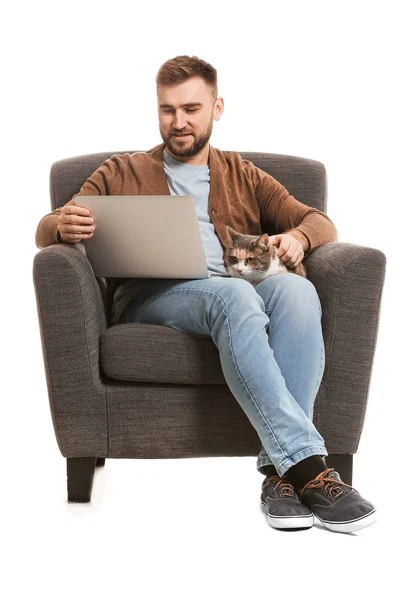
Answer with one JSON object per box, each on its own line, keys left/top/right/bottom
{"left": 33, "top": 151, "right": 386, "bottom": 502}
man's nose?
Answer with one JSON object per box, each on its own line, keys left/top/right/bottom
{"left": 173, "top": 111, "right": 187, "bottom": 130}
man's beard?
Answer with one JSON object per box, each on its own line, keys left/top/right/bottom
{"left": 161, "top": 120, "right": 213, "bottom": 158}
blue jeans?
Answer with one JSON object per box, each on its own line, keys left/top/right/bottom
{"left": 119, "top": 273, "right": 328, "bottom": 476}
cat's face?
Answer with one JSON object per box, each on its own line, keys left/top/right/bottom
{"left": 223, "top": 226, "right": 283, "bottom": 283}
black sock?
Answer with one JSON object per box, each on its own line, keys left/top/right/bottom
{"left": 259, "top": 464, "right": 278, "bottom": 477}
{"left": 283, "top": 456, "right": 327, "bottom": 490}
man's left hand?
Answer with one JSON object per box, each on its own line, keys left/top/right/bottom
{"left": 268, "top": 234, "right": 305, "bottom": 268}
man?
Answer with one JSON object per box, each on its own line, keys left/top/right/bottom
{"left": 35, "top": 55, "right": 377, "bottom": 534}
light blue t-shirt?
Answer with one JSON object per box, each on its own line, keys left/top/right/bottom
{"left": 162, "top": 148, "right": 228, "bottom": 276}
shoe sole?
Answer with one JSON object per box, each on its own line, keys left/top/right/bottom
{"left": 316, "top": 509, "right": 379, "bottom": 534}
{"left": 261, "top": 501, "right": 314, "bottom": 530}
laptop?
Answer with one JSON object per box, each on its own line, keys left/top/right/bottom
{"left": 76, "top": 195, "right": 218, "bottom": 278}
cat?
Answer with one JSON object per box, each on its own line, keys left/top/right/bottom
{"left": 223, "top": 226, "right": 307, "bottom": 286}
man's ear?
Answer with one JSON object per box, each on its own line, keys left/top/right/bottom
{"left": 214, "top": 97, "right": 224, "bottom": 121}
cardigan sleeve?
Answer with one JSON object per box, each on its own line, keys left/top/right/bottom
{"left": 35, "top": 156, "right": 121, "bottom": 249}
{"left": 248, "top": 163, "right": 338, "bottom": 255}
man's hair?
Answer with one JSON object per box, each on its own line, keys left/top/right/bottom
{"left": 156, "top": 55, "right": 218, "bottom": 103}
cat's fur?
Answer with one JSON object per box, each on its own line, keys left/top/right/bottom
{"left": 223, "top": 226, "right": 307, "bottom": 285}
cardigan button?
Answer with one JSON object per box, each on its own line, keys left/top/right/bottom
{"left": 212, "top": 210, "right": 216, "bottom": 215}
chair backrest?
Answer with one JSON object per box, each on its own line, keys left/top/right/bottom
{"left": 49, "top": 150, "right": 327, "bottom": 212}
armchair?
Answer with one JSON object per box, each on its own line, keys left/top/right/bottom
{"left": 33, "top": 150, "right": 386, "bottom": 502}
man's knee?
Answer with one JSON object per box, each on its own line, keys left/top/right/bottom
{"left": 211, "top": 277, "right": 266, "bottom": 314}
{"left": 278, "top": 273, "right": 317, "bottom": 295}
{"left": 214, "top": 276, "right": 254, "bottom": 294}
{"left": 259, "top": 274, "right": 321, "bottom": 314}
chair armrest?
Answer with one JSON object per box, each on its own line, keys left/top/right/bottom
{"left": 33, "top": 243, "right": 108, "bottom": 457}
{"left": 304, "top": 242, "right": 386, "bottom": 453}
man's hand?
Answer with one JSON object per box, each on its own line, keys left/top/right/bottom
{"left": 57, "top": 203, "right": 96, "bottom": 244}
{"left": 268, "top": 234, "right": 305, "bottom": 268}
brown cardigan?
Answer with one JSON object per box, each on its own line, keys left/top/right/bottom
{"left": 35, "top": 142, "right": 338, "bottom": 253}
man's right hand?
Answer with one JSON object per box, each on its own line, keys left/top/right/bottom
{"left": 57, "top": 203, "right": 96, "bottom": 244}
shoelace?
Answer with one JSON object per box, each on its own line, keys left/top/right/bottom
{"left": 265, "top": 475, "right": 296, "bottom": 498}
{"left": 300, "top": 468, "right": 358, "bottom": 500}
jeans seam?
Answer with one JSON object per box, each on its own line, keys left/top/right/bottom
{"left": 212, "top": 287, "right": 288, "bottom": 463}
{"left": 258, "top": 283, "right": 325, "bottom": 465}
{"left": 221, "top": 296, "right": 287, "bottom": 462}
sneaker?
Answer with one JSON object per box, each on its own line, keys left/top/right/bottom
{"left": 300, "top": 468, "right": 378, "bottom": 534}
{"left": 261, "top": 475, "right": 314, "bottom": 530}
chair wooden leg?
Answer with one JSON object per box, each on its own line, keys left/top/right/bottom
{"left": 67, "top": 457, "right": 97, "bottom": 503}
{"left": 96, "top": 457, "right": 106, "bottom": 467}
{"left": 325, "top": 453, "right": 353, "bottom": 486}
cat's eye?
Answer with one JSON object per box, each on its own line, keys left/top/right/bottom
{"left": 245, "top": 258, "right": 253, "bottom": 264}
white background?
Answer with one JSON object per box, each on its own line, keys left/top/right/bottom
{"left": 2, "top": 0, "right": 413, "bottom": 598}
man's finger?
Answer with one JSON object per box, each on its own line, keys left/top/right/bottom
{"left": 63, "top": 205, "right": 91, "bottom": 216}
{"left": 281, "top": 249, "right": 301, "bottom": 266}
{"left": 287, "top": 249, "right": 304, "bottom": 267}
{"left": 63, "top": 214, "right": 95, "bottom": 226}
{"left": 73, "top": 232, "right": 94, "bottom": 239}
{"left": 290, "top": 256, "right": 302, "bottom": 268}
{"left": 61, "top": 231, "right": 94, "bottom": 242}
{"left": 277, "top": 240, "right": 291, "bottom": 258}
{"left": 71, "top": 223, "right": 95, "bottom": 233}
{"left": 60, "top": 224, "right": 95, "bottom": 236}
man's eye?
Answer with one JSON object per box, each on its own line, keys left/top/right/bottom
{"left": 162, "top": 108, "right": 197, "bottom": 114}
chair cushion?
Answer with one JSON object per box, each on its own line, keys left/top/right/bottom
{"left": 100, "top": 323, "right": 226, "bottom": 385}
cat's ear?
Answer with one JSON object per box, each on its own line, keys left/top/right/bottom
{"left": 226, "top": 226, "right": 237, "bottom": 246}
{"left": 256, "top": 233, "right": 269, "bottom": 251}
